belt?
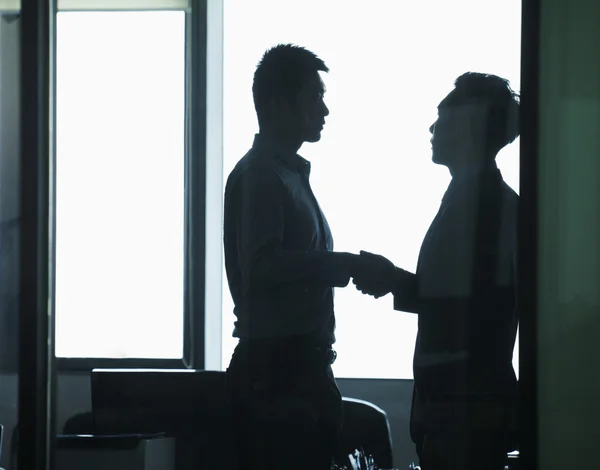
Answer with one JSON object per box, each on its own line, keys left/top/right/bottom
{"left": 238, "top": 338, "right": 337, "bottom": 365}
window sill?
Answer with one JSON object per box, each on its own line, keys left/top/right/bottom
{"left": 56, "top": 357, "right": 190, "bottom": 371}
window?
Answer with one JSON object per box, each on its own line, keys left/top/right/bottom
{"left": 221, "top": 0, "right": 521, "bottom": 378}
{"left": 55, "top": 11, "right": 187, "bottom": 359}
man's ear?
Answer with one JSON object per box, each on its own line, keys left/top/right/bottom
{"left": 467, "top": 106, "right": 488, "bottom": 139}
{"left": 267, "top": 97, "right": 279, "bottom": 117}
{"left": 267, "top": 96, "right": 292, "bottom": 120}
{"left": 279, "top": 97, "right": 294, "bottom": 114}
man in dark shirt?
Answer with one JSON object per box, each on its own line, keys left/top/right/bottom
{"left": 353, "top": 73, "right": 520, "bottom": 470}
{"left": 223, "top": 44, "right": 379, "bottom": 470}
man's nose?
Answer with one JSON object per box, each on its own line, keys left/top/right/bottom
{"left": 429, "top": 123, "right": 435, "bottom": 134}
{"left": 323, "top": 102, "right": 330, "bottom": 117}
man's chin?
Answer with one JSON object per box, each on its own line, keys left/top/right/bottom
{"left": 304, "top": 131, "right": 322, "bottom": 143}
{"left": 431, "top": 151, "right": 444, "bottom": 165}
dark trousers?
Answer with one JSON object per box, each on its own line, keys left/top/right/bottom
{"left": 226, "top": 338, "right": 343, "bottom": 470}
{"left": 411, "top": 382, "right": 517, "bottom": 470}
{"left": 416, "top": 430, "right": 509, "bottom": 470}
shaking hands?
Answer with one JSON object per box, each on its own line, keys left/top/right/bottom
{"left": 351, "top": 250, "right": 398, "bottom": 299}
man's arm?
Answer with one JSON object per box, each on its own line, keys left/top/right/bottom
{"left": 393, "top": 185, "right": 517, "bottom": 316}
{"left": 235, "top": 169, "right": 357, "bottom": 292}
{"left": 352, "top": 251, "right": 420, "bottom": 312}
{"left": 391, "top": 267, "right": 420, "bottom": 313}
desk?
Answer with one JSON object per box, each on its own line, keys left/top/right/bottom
{"left": 55, "top": 434, "right": 174, "bottom": 470}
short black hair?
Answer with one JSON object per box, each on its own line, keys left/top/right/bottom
{"left": 441, "top": 72, "right": 520, "bottom": 154}
{"left": 252, "top": 44, "right": 329, "bottom": 127}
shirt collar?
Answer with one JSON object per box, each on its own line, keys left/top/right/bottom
{"left": 252, "top": 133, "right": 311, "bottom": 176}
{"left": 443, "top": 160, "right": 500, "bottom": 202}
{"left": 452, "top": 160, "right": 498, "bottom": 182}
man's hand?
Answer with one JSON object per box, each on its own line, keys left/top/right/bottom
{"left": 351, "top": 250, "right": 397, "bottom": 299}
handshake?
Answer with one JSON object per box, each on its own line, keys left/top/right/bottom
{"left": 349, "top": 250, "right": 399, "bottom": 299}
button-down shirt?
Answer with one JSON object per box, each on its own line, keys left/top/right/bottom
{"left": 392, "top": 162, "right": 519, "bottom": 443}
{"left": 394, "top": 162, "right": 519, "bottom": 393}
{"left": 223, "top": 134, "right": 354, "bottom": 344}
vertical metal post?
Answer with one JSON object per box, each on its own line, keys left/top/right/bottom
{"left": 18, "top": 0, "right": 56, "bottom": 469}
{"left": 519, "top": 0, "right": 540, "bottom": 468}
{"left": 184, "top": 0, "right": 207, "bottom": 370}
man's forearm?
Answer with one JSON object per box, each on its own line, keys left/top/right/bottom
{"left": 245, "top": 248, "right": 358, "bottom": 290}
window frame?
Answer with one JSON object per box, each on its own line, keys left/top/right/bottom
{"left": 18, "top": 0, "right": 57, "bottom": 466}
{"left": 518, "top": 0, "right": 540, "bottom": 467}
{"left": 56, "top": 0, "right": 208, "bottom": 371}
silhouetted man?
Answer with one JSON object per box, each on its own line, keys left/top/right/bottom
{"left": 354, "top": 72, "right": 520, "bottom": 470}
{"left": 223, "top": 44, "right": 373, "bottom": 470}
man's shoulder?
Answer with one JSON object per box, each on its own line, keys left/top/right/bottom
{"left": 494, "top": 181, "right": 519, "bottom": 221}
{"left": 444, "top": 175, "right": 518, "bottom": 225}
{"left": 225, "top": 149, "right": 286, "bottom": 194}
{"left": 501, "top": 182, "right": 519, "bottom": 203}
{"left": 471, "top": 173, "right": 519, "bottom": 205}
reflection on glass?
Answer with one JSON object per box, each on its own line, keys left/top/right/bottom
{"left": 0, "top": 11, "right": 20, "bottom": 470}
{"left": 222, "top": 0, "right": 521, "bottom": 379}
{"left": 0, "top": 2, "right": 19, "bottom": 16}
{"left": 0, "top": 13, "right": 20, "bottom": 374}
{"left": 55, "top": 12, "right": 186, "bottom": 358}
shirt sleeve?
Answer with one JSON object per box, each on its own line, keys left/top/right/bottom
{"left": 392, "top": 268, "right": 420, "bottom": 313}
{"left": 234, "top": 168, "right": 356, "bottom": 293}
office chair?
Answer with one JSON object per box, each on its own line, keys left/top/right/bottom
{"left": 336, "top": 397, "right": 394, "bottom": 469}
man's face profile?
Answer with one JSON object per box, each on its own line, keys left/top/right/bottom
{"left": 292, "top": 72, "right": 329, "bottom": 144}
{"left": 430, "top": 92, "right": 488, "bottom": 167}
{"left": 430, "top": 105, "right": 463, "bottom": 166}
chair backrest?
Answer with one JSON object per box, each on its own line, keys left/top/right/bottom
{"left": 91, "top": 369, "right": 230, "bottom": 435}
{"left": 336, "top": 397, "right": 394, "bottom": 469}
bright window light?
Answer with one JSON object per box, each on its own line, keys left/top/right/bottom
{"left": 55, "top": 12, "right": 186, "bottom": 358}
{"left": 221, "top": 0, "right": 521, "bottom": 379}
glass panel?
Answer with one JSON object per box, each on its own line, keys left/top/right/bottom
{"left": 0, "top": 11, "right": 21, "bottom": 470}
{"left": 222, "top": 0, "right": 521, "bottom": 380}
{"left": 55, "top": 11, "right": 186, "bottom": 359}
{"left": 537, "top": 0, "right": 600, "bottom": 467}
